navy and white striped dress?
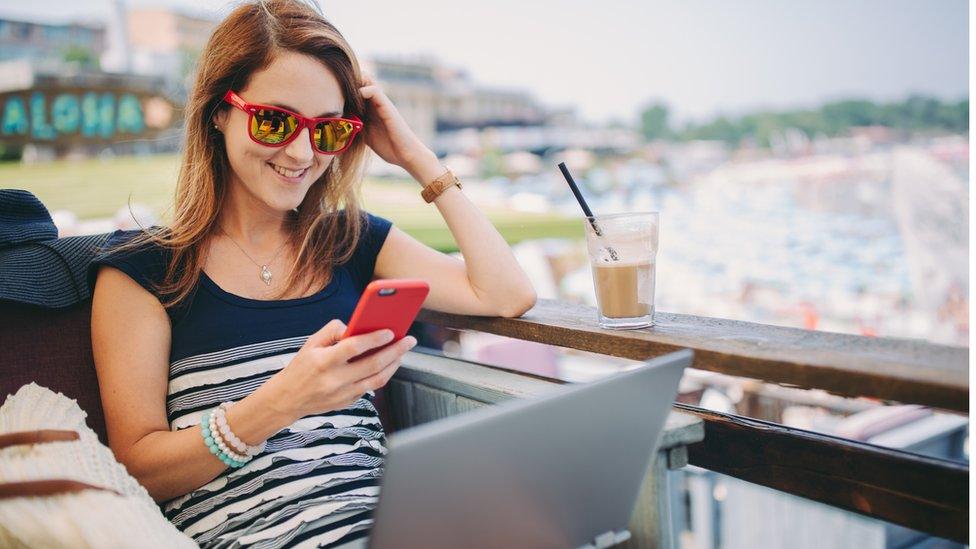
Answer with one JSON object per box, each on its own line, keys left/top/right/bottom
{"left": 88, "top": 212, "right": 393, "bottom": 548}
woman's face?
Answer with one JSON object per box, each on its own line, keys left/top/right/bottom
{"left": 215, "top": 51, "right": 347, "bottom": 214}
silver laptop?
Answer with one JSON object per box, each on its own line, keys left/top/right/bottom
{"left": 363, "top": 348, "right": 692, "bottom": 549}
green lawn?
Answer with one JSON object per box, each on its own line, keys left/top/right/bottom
{"left": 0, "top": 154, "right": 582, "bottom": 251}
{"left": 1, "top": 155, "right": 182, "bottom": 221}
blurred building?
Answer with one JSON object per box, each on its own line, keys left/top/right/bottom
{"left": 126, "top": 7, "right": 217, "bottom": 93}
{"left": 0, "top": 17, "right": 106, "bottom": 70}
{"left": 0, "top": 12, "right": 639, "bottom": 163}
{"left": 0, "top": 9, "right": 200, "bottom": 160}
{"left": 0, "top": 59, "right": 176, "bottom": 159}
{"left": 364, "top": 58, "right": 442, "bottom": 148}
{"left": 364, "top": 56, "right": 553, "bottom": 150}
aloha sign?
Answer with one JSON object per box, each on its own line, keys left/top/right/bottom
{"left": 0, "top": 86, "right": 177, "bottom": 145}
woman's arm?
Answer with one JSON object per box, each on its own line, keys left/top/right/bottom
{"left": 91, "top": 266, "right": 297, "bottom": 502}
{"left": 360, "top": 80, "right": 537, "bottom": 318}
{"left": 92, "top": 266, "right": 415, "bottom": 502}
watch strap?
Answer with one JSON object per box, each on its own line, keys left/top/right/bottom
{"left": 421, "top": 167, "right": 462, "bottom": 203}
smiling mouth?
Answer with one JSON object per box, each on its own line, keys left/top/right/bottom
{"left": 268, "top": 163, "right": 310, "bottom": 179}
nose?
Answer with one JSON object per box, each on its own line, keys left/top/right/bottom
{"left": 284, "top": 126, "right": 314, "bottom": 165}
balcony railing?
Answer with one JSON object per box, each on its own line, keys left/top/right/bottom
{"left": 391, "top": 298, "right": 969, "bottom": 545}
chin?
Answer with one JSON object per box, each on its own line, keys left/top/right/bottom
{"left": 254, "top": 187, "right": 304, "bottom": 213}
{"left": 277, "top": 195, "right": 307, "bottom": 213}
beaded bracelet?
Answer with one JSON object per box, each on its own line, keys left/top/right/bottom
{"left": 208, "top": 410, "right": 249, "bottom": 463}
{"left": 215, "top": 402, "right": 266, "bottom": 457}
{"left": 200, "top": 410, "right": 247, "bottom": 468}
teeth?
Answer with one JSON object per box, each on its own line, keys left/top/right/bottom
{"left": 270, "top": 164, "right": 307, "bottom": 178}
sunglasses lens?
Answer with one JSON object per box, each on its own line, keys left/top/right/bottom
{"left": 314, "top": 120, "right": 357, "bottom": 152}
{"left": 251, "top": 108, "right": 298, "bottom": 144}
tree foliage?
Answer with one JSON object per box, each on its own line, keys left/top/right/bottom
{"left": 639, "top": 96, "right": 968, "bottom": 146}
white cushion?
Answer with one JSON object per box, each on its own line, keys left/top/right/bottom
{"left": 0, "top": 383, "right": 197, "bottom": 548}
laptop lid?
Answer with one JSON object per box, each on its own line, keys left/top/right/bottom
{"left": 367, "top": 348, "right": 692, "bottom": 549}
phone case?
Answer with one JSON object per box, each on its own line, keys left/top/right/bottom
{"left": 342, "top": 279, "right": 430, "bottom": 361}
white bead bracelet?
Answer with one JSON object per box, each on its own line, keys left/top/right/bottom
{"left": 216, "top": 402, "right": 267, "bottom": 457}
{"left": 209, "top": 410, "right": 249, "bottom": 463}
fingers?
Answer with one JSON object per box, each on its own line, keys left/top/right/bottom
{"left": 358, "top": 84, "right": 395, "bottom": 112}
{"left": 304, "top": 319, "right": 347, "bottom": 348}
{"left": 358, "top": 73, "right": 379, "bottom": 99}
{"left": 354, "top": 354, "right": 406, "bottom": 395}
{"left": 334, "top": 329, "right": 397, "bottom": 362}
{"left": 333, "top": 334, "right": 415, "bottom": 400}
{"left": 355, "top": 336, "right": 416, "bottom": 376}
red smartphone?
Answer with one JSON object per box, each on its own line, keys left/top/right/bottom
{"left": 342, "top": 279, "right": 430, "bottom": 362}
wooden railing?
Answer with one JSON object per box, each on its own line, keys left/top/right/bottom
{"left": 416, "top": 299, "right": 970, "bottom": 544}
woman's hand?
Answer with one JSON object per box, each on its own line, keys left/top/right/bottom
{"left": 263, "top": 319, "right": 417, "bottom": 421}
{"left": 359, "top": 76, "right": 439, "bottom": 180}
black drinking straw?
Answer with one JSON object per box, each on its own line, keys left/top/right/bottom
{"left": 557, "top": 162, "right": 619, "bottom": 261}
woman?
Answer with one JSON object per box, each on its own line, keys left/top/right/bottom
{"left": 88, "top": 1, "right": 536, "bottom": 546}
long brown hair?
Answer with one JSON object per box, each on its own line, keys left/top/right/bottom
{"left": 108, "top": 0, "right": 370, "bottom": 309}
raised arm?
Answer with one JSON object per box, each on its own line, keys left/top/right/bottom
{"left": 360, "top": 79, "right": 537, "bottom": 318}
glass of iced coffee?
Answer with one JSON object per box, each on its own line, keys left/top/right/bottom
{"left": 584, "top": 212, "right": 658, "bottom": 329}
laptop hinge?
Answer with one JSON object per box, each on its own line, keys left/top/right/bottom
{"left": 578, "top": 529, "right": 631, "bottom": 549}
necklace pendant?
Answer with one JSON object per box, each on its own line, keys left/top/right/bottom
{"left": 260, "top": 265, "right": 272, "bottom": 286}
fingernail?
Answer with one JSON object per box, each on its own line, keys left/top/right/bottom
{"left": 407, "top": 337, "right": 417, "bottom": 348}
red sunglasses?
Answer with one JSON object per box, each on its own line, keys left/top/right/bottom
{"left": 222, "top": 90, "right": 363, "bottom": 154}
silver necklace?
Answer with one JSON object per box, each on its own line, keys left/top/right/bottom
{"left": 218, "top": 228, "right": 289, "bottom": 286}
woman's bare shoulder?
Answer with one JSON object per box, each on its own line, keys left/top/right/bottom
{"left": 91, "top": 264, "right": 171, "bottom": 337}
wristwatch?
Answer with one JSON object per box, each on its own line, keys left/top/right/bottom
{"left": 421, "top": 167, "right": 462, "bottom": 203}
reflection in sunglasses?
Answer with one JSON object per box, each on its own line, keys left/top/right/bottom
{"left": 253, "top": 110, "right": 299, "bottom": 144}
{"left": 225, "top": 90, "right": 361, "bottom": 153}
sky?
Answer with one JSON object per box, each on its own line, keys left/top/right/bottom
{"left": 1, "top": 0, "right": 969, "bottom": 124}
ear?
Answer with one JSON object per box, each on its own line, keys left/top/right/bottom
{"left": 212, "top": 108, "right": 229, "bottom": 132}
